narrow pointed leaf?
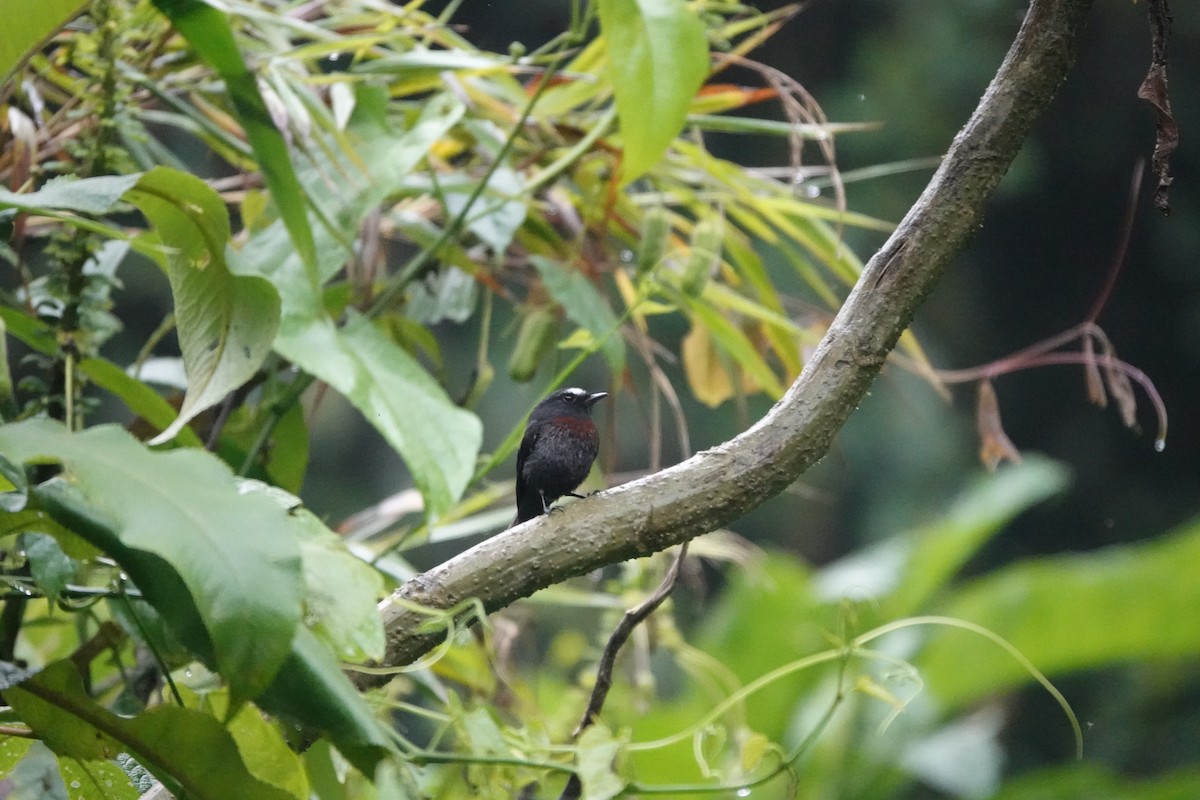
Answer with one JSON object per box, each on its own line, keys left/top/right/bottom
{"left": 531, "top": 256, "right": 625, "bottom": 373}
{"left": 0, "top": 174, "right": 142, "bottom": 215}
{"left": 151, "top": 0, "right": 318, "bottom": 284}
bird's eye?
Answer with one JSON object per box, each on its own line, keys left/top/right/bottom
{"left": 563, "top": 393, "right": 575, "bottom": 403}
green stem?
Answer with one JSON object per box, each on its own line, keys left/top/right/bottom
{"left": 524, "top": 106, "right": 616, "bottom": 196}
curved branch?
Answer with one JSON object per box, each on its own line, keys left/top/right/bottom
{"left": 358, "top": 0, "right": 1095, "bottom": 686}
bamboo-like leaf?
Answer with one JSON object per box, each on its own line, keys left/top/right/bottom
{"left": 686, "top": 300, "right": 785, "bottom": 399}
{"left": 151, "top": 0, "right": 319, "bottom": 285}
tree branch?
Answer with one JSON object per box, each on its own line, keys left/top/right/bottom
{"left": 355, "top": 0, "right": 1096, "bottom": 688}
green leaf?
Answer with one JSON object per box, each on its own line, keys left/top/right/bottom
{"left": 123, "top": 167, "right": 279, "bottom": 446}
{"left": 277, "top": 313, "right": 481, "bottom": 521}
{"left": 240, "top": 480, "right": 383, "bottom": 662}
{"left": 0, "top": 307, "right": 58, "bottom": 357}
{"left": 192, "top": 689, "right": 308, "bottom": 800}
{"left": 0, "top": 174, "right": 142, "bottom": 215}
{"left": 885, "top": 457, "right": 1069, "bottom": 616}
{"left": 0, "top": 420, "right": 302, "bottom": 705}
{"left": 0, "top": 0, "right": 87, "bottom": 82}
{"left": 8, "top": 660, "right": 297, "bottom": 800}
{"left": 226, "top": 704, "right": 308, "bottom": 800}
{"left": 258, "top": 627, "right": 392, "bottom": 776}
{"left": 597, "top": 0, "right": 709, "bottom": 184}
{"left": 7, "top": 662, "right": 122, "bottom": 761}
{"left": 918, "top": 515, "right": 1200, "bottom": 711}
{"left": 150, "top": 0, "right": 319, "bottom": 285}
{"left": 531, "top": 256, "right": 625, "bottom": 373}
{"left": 24, "top": 533, "right": 77, "bottom": 601}
{"left": 59, "top": 757, "right": 139, "bottom": 800}
{"left": 297, "top": 509, "right": 385, "bottom": 662}
{"left": 575, "top": 724, "right": 625, "bottom": 800}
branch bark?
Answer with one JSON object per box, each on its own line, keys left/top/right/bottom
{"left": 355, "top": 0, "right": 1096, "bottom": 688}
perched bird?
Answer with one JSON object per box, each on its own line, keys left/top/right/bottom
{"left": 513, "top": 387, "right": 608, "bottom": 525}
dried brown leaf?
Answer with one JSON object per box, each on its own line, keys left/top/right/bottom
{"left": 976, "top": 379, "right": 1022, "bottom": 471}
{"left": 682, "top": 322, "right": 735, "bottom": 408}
{"left": 1102, "top": 354, "right": 1139, "bottom": 429}
{"left": 1082, "top": 335, "right": 1107, "bottom": 408}
{"left": 1138, "top": 0, "right": 1177, "bottom": 214}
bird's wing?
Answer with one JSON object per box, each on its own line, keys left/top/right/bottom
{"left": 514, "top": 424, "right": 540, "bottom": 496}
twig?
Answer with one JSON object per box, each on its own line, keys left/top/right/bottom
{"left": 558, "top": 543, "right": 691, "bottom": 800}
{"left": 1086, "top": 162, "right": 1143, "bottom": 323}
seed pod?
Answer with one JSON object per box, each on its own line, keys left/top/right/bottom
{"left": 635, "top": 206, "right": 671, "bottom": 276}
{"left": 508, "top": 307, "right": 557, "bottom": 383}
{"left": 681, "top": 216, "right": 723, "bottom": 297}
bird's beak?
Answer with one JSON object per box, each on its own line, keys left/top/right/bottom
{"left": 585, "top": 391, "right": 609, "bottom": 408}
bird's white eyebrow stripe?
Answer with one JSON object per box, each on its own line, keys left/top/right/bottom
{"left": 563, "top": 387, "right": 587, "bottom": 397}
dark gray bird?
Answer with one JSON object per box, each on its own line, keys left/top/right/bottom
{"left": 513, "top": 387, "right": 608, "bottom": 524}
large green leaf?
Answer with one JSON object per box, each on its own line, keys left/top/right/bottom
{"left": 150, "top": 0, "right": 319, "bottom": 286}
{"left": 596, "top": 0, "right": 709, "bottom": 184}
{"left": 0, "top": 0, "right": 88, "bottom": 83}
{"left": 258, "top": 626, "right": 392, "bottom": 776}
{"left": 296, "top": 508, "right": 385, "bottom": 663}
{"left": 8, "top": 660, "right": 296, "bottom": 800}
{"left": 918, "top": 515, "right": 1200, "bottom": 710}
{"left": 123, "top": 167, "right": 279, "bottom": 446}
{"left": 242, "top": 480, "right": 384, "bottom": 662}
{"left": 0, "top": 420, "right": 302, "bottom": 705}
